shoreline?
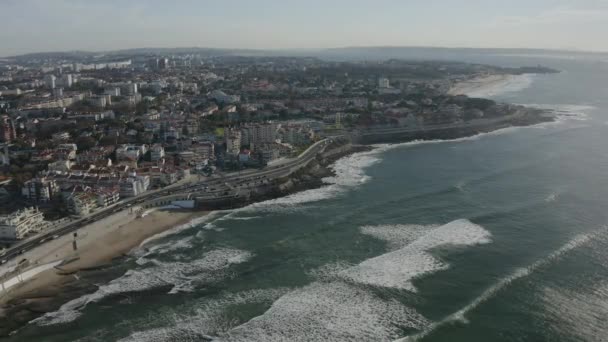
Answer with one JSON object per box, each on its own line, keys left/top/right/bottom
{"left": 0, "top": 209, "right": 206, "bottom": 336}
{"left": 0, "top": 110, "right": 556, "bottom": 336}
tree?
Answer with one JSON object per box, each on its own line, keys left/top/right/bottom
{"left": 75, "top": 136, "right": 96, "bottom": 151}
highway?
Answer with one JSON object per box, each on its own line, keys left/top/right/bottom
{"left": 0, "top": 139, "right": 331, "bottom": 265}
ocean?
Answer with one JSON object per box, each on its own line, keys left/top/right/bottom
{"left": 8, "top": 52, "right": 608, "bottom": 342}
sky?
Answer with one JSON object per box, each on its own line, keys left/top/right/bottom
{"left": 1, "top": 0, "right": 608, "bottom": 56}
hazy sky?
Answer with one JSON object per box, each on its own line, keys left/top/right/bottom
{"left": 1, "top": 0, "right": 607, "bottom": 56}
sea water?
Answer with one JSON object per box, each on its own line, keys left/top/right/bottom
{"left": 10, "top": 52, "right": 608, "bottom": 342}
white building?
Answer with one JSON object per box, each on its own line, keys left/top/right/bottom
{"left": 0, "top": 207, "right": 48, "bottom": 240}
{"left": 116, "top": 144, "right": 147, "bottom": 161}
{"left": 241, "top": 122, "right": 277, "bottom": 148}
{"left": 118, "top": 176, "right": 150, "bottom": 197}
{"left": 64, "top": 192, "right": 98, "bottom": 216}
{"left": 88, "top": 95, "right": 108, "bottom": 108}
{"left": 209, "top": 90, "right": 240, "bottom": 104}
{"left": 62, "top": 74, "right": 73, "bottom": 87}
{"left": 225, "top": 128, "right": 241, "bottom": 155}
{"left": 44, "top": 75, "right": 57, "bottom": 89}
{"left": 150, "top": 144, "right": 165, "bottom": 161}
{"left": 97, "top": 188, "right": 120, "bottom": 207}
{"left": 379, "top": 77, "right": 390, "bottom": 88}
{"left": 125, "top": 83, "right": 138, "bottom": 95}
{"left": 104, "top": 87, "right": 121, "bottom": 96}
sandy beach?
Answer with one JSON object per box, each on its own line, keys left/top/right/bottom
{"left": 448, "top": 74, "right": 511, "bottom": 95}
{"left": 448, "top": 74, "right": 533, "bottom": 98}
{"left": 0, "top": 209, "right": 206, "bottom": 329}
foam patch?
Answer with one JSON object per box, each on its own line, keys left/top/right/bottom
{"left": 220, "top": 282, "right": 429, "bottom": 342}
{"left": 342, "top": 219, "right": 491, "bottom": 292}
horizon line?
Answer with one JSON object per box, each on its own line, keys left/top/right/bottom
{"left": 3, "top": 44, "right": 608, "bottom": 59}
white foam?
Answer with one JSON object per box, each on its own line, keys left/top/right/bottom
{"left": 141, "top": 236, "right": 195, "bottom": 260}
{"left": 360, "top": 224, "right": 438, "bottom": 251}
{"left": 220, "top": 282, "right": 429, "bottom": 342}
{"left": 138, "top": 213, "right": 221, "bottom": 249}
{"left": 522, "top": 103, "right": 594, "bottom": 122}
{"left": 235, "top": 148, "right": 384, "bottom": 213}
{"left": 342, "top": 219, "right": 491, "bottom": 292}
{"left": 117, "top": 288, "right": 289, "bottom": 342}
{"left": 227, "top": 216, "right": 261, "bottom": 221}
{"left": 397, "top": 229, "right": 603, "bottom": 342}
{"left": 33, "top": 248, "right": 253, "bottom": 326}
{"left": 30, "top": 294, "right": 85, "bottom": 326}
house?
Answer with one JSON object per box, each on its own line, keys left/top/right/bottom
{"left": 64, "top": 191, "right": 98, "bottom": 216}
{"left": 0, "top": 207, "right": 48, "bottom": 240}
{"left": 96, "top": 188, "right": 120, "bottom": 207}
{"left": 22, "top": 177, "right": 59, "bottom": 202}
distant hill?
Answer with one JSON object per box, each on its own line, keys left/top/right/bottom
{"left": 6, "top": 46, "right": 608, "bottom": 62}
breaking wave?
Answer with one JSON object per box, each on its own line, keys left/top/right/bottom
{"left": 117, "top": 288, "right": 290, "bottom": 342}
{"left": 523, "top": 103, "right": 594, "bottom": 123}
{"left": 398, "top": 228, "right": 605, "bottom": 341}
{"left": 32, "top": 248, "right": 253, "bottom": 327}
{"left": 220, "top": 282, "right": 429, "bottom": 342}
{"left": 235, "top": 148, "right": 384, "bottom": 213}
{"left": 341, "top": 219, "right": 491, "bottom": 292}
{"left": 216, "top": 219, "right": 490, "bottom": 341}
{"left": 360, "top": 224, "right": 438, "bottom": 251}
{"left": 138, "top": 213, "right": 223, "bottom": 249}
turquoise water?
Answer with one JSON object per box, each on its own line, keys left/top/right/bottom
{"left": 8, "top": 54, "right": 608, "bottom": 341}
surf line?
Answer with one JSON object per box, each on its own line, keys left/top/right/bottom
{"left": 395, "top": 226, "right": 607, "bottom": 342}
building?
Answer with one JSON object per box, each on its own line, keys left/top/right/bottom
{"left": 192, "top": 141, "right": 214, "bottom": 160}
{"left": 52, "top": 131, "right": 71, "bottom": 142}
{"left": 88, "top": 95, "right": 108, "bottom": 108}
{"left": 260, "top": 146, "right": 280, "bottom": 163}
{"left": 125, "top": 83, "right": 138, "bottom": 95}
{"left": 116, "top": 144, "right": 147, "bottom": 162}
{"left": 209, "top": 90, "right": 240, "bottom": 104}
{"left": 241, "top": 122, "right": 277, "bottom": 148}
{"left": 53, "top": 87, "right": 64, "bottom": 98}
{"left": 62, "top": 74, "right": 73, "bottom": 87}
{"left": 44, "top": 74, "right": 57, "bottom": 89}
{"left": 0, "top": 207, "right": 48, "bottom": 240}
{"left": 118, "top": 176, "right": 150, "bottom": 197}
{"left": 64, "top": 191, "right": 98, "bottom": 216}
{"left": 22, "top": 177, "right": 59, "bottom": 202}
{"left": 76, "top": 146, "right": 114, "bottom": 164}
{"left": 1, "top": 115, "right": 16, "bottom": 143}
{"left": 225, "top": 128, "right": 241, "bottom": 155}
{"left": 158, "top": 58, "right": 169, "bottom": 70}
{"left": 379, "top": 77, "right": 390, "bottom": 88}
{"left": 104, "top": 87, "right": 121, "bottom": 96}
{"left": 150, "top": 144, "right": 165, "bottom": 161}
{"left": 96, "top": 188, "right": 120, "bottom": 207}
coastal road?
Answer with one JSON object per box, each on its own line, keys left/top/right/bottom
{"left": 0, "top": 139, "right": 332, "bottom": 267}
